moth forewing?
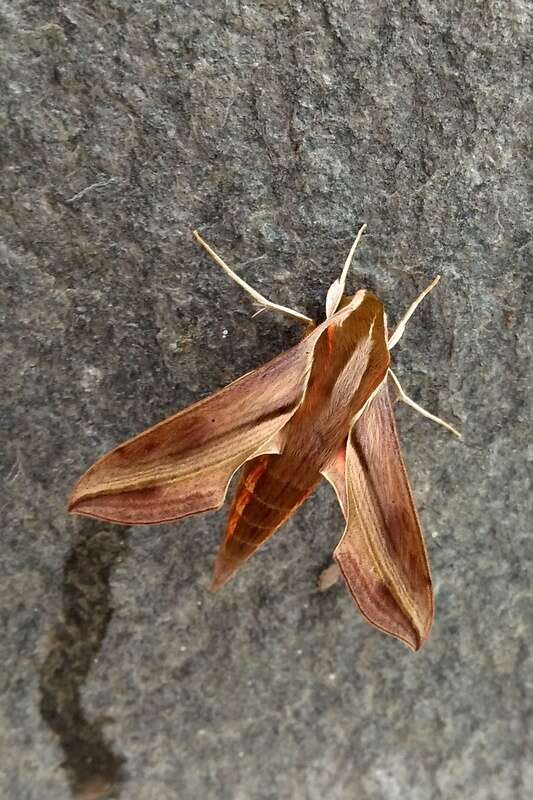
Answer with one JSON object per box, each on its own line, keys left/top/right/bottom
{"left": 68, "top": 295, "right": 368, "bottom": 526}
{"left": 333, "top": 381, "right": 434, "bottom": 651}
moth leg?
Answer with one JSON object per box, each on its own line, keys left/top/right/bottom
{"left": 388, "top": 275, "right": 441, "bottom": 349}
{"left": 325, "top": 223, "right": 367, "bottom": 318}
{"left": 318, "top": 561, "right": 342, "bottom": 591}
{"left": 193, "top": 230, "right": 313, "bottom": 325}
{"left": 388, "top": 368, "right": 462, "bottom": 438}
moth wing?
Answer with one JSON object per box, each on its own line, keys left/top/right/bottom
{"left": 210, "top": 455, "right": 322, "bottom": 591}
{"left": 69, "top": 334, "right": 320, "bottom": 525}
{"left": 325, "top": 381, "right": 434, "bottom": 651}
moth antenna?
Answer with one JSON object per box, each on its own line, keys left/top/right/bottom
{"left": 388, "top": 275, "right": 441, "bottom": 349}
{"left": 388, "top": 369, "right": 462, "bottom": 438}
{"left": 192, "top": 230, "right": 313, "bottom": 325}
{"left": 325, "top": 223, "right": 367, "bottom": 318}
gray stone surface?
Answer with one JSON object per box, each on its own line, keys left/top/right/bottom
{"left": 1, "top": 1, "right": 531, "bottom": 798}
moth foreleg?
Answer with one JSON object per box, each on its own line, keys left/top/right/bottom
{"left": 388, "top": 368, "right": 461, "bottom": 438}
{"left": 318, "top": 560, "right": 342, "bottom": 591}
{"left": 193, "top": 230, "right": 313, "bottom": 325}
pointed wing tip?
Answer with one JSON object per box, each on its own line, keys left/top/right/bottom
{"left": 403, "top": 614, "right": 433, "bottom": 652}
{"left": 334, "top": 553, "right": 433, "bottom": 652}
{"left": 209, "top": 572, "right": 233, "bottom": 592}
{"left": 209, "top": 559, "right": 235, "bottom": 592}
{"left": 404, "top": 631, "right": 427, "bottom": 653}
{"left": 66, "top": 497, "right": 110, "bottom": 522}
{"left": 374, "top": 620, "right": 431, "bottom": 652}
{"left": 67, "top": 493, "right": 85, "bottom": 515}
{"left": 66, "top": 493, "right": 139, "bottom": 525}
{"left": 68, "top": 473, "right": 94, "bottom": 514}
{"left": 68, "top": 483, "right": 101, "bottom": 517}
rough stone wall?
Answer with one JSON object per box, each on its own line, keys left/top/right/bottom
{"left": 1, "top": 1, "right": 531, "bottom": 798}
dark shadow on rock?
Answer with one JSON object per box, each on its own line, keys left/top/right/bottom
{"left": 39, "top": 524, "right": 130, "bottom": 799}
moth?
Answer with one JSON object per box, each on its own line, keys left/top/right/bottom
{"left": 69, "top": 225, "right": 460, "bottom": 651}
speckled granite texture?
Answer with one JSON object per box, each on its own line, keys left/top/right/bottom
{"left": 1, "top": 1, "right": 531, "bottom": 798}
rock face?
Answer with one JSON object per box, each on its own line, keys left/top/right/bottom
{"left": 1, "top": 1, "right": 530, "bottom": 798}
